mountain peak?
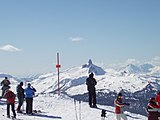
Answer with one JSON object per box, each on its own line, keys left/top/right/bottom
{"left": 120, "top": 63, "right": 154, "bottom": 74}
{"left": 88, "top": 59, "right": 93, "bottom": 65}
{"left": 82, "top": 59, "right": 105, "bottom": 75}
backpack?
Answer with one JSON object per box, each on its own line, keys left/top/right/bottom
{"left": 8, "top": 91, "right": 14, "bottom": 99}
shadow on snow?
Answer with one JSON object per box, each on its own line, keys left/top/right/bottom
{"left": 32, "top": 113, "right": 62, "bottom": 119}
{"left": 96, "top": 107, "right": 142, "bottom": 119}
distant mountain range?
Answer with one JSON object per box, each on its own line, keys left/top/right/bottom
{"left": 0, "top": 73, "right": 14, "bottom": 79}
{"left": 119, "top": 63, "right": 154, "bottom": 74}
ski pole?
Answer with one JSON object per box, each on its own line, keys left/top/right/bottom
{"left": 79, "top": 99, "right": 81, "bottom": 120}
{"left": 74, "top": 99, "right": 78, "bottom": 120}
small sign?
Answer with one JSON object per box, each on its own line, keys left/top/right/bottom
{"left": 56, "top": 64, "right": 61, "bottom": 68}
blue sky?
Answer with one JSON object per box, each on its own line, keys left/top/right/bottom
{"left": 0, "top": 0, "right": 160, "bottom": 77}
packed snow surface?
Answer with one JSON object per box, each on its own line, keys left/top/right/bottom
{"left": 0, "top": 94, "right": 147, "bottom": 120}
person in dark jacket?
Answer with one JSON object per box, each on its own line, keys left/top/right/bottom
{"left": 4, "top": 89, "right": 16, "bottom": 118}
{"left": 1, "top": 77, "right": 11, "bottom": 97}
{"left": 16, "top": 82, "right": 25, "bottom": 113}
{"left": 114, "top": 93, "right": 129, "bottom": 120}
{"left": 147, "top": 97, "right": 160, "bottom": 120}
{"left": 24, "top": 83, "right": 36, "bottom": 114}
{"left": 86, "top": 72, "right": 97, "bottom": 108}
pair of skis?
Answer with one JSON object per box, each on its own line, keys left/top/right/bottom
{"left": 74, "top": 99, "right": 81, "bottom": 120}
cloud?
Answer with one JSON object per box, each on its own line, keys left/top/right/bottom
{"left": 69, "top": 37, "right": 83, "bottom": 42}
{"left": 125, "top": 59, "right": 140, "bottom": 64}
{"left": 0, "top": 44, "right": 22, "bottom": 52}
{"left": 152, "top": 56, "right": 160, "bottom": 61}
{"left": 151, "top": 56, "right": 160, "bottom": 65}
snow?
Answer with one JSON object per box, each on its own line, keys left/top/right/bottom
{"left": 0, "top": 93, "right": 147, "bottom": 120}
{"left": 0, "top": 79, "right": 148, "bottom": 120}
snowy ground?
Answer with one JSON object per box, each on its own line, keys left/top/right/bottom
{"left": 0, "top": 93, "right": 147, "bottom": 120}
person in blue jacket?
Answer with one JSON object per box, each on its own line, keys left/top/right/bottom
{"left": 24, "top": 83, "right": 36, "bottom": 114}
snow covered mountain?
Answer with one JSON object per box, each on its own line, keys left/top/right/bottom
{"left": 27, "top": 59, "right": 160, "bottom": 116}
{"left": 139, "top": 63, "right": 154, "bottom": 73}
{"left": 119, "top": 63, "right": 154, "bottom": 75}
{"left": 0, "top": 72, "right": 147, "bottom": 120}
{"left": 0, "top": 59, "right": 160, "bottom": 119}
{"left": 149, "top": 66, "right": 160, "bottom": 77}
{"left": 0, "top": 73, "right": 14, "bottom": 79}
{"left": 82, "top": 59, "right": 106, "bottom": 75}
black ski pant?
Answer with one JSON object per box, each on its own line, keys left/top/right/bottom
{"left": 17, "top": 95, "right": 24, "bottom": 111}
{"left": 26, "top": 98, "right": 33, "bottom": 114}
{"left": 88, "top": 90, "right": 96, "bottom": 107}
{"left": 7, "top": 103, "right": 16, "bottom": 117}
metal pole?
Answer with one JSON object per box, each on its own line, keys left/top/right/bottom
{"left": 56, "top": 52, "right": 60, "bottom": 96}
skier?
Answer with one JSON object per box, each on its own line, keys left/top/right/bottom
{"left": 16, "top": 82, "right": 25, "bottom": 113}
{"left": 4, "top": 88, "right": 16, "bottom": 118}
{"left": 86, "top": 72, "right": 97, "bottom": 108}
{"left": 1, "top": 77, "right": 11, "bottom": 97}
{"left": 114, "top": 93, "right": 129, "bottom": 120}
{"left": 24, "top": 83, "right": 36, "bottom": 114}
{"left": 147, "top": 97, "right": 160, "bottom": 120}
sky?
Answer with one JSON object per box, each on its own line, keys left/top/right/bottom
{"left": 0, "top": 0, "right": 160, "bottom": 77}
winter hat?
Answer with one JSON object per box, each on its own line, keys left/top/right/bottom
{"left": 20, "top": 82, "right": 23, "bottom": 86}
{"left": 28, "top": 83, "right": 31, "bottom": 86}
{"left": 117, "top": 93, "right": 122, "bottom": 99}
{"left": 118, "top": 93, "right": 122, "bottom": 97}
{"left": 89, "top": 72, "right": 94, "bottom": 77}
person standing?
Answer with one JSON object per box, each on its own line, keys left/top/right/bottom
{"left": 147, "top": 97, "right": 160, "bottom": 120}
{"left": 86, "top": 72, "right": 97, "bottom": 108}
{"left": 16, "top": 82, "right": 25, "bottom": 113}
{"left": 155, "top": 91, "right": 160, "bottom": 107}
{"left": 114, "top": 93, "right": 129, "bottom": 120}
{"left": 24, "top": 83, "right": 36, "bottom": 114}
{"left": 1, "top": 77, "right": 11, "bottom": 97}
{"left": 4, "top": 88, "right": 16, "bottom": 118}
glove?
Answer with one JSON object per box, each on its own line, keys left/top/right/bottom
{"left": 124, "top": 103, "right": 130, "bottom": 106}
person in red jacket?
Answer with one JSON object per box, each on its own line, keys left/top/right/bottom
{"left": 114, "top": 93, "right": 129, "bottom": 120}
{"left": 147, "top": 97, "right": 160, "bottom": 120}
{"left": 156, "top": 91, "right": 160, "bottom": 107}
{"left": 4, "top": 89, "right": 16, "bottom": 118}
